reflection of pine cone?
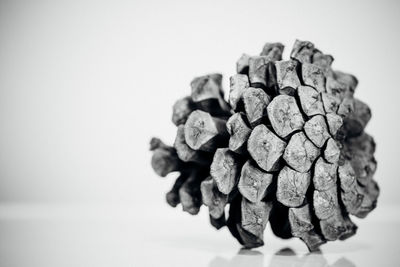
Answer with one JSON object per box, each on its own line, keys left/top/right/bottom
{"left": 150, "top": 40, "right": 379, "bottom": 251}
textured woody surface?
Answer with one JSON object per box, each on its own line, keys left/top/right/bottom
{"left": 150, "top": 40, "right": 379, "bottom": 252}
{"left": 283, "top": 132, "right": 320, "bottom": 173}
{"left": 238, "top": 160, "right": 273, "bottom": 203}
{"left": 210, "top": 148, "right": 242, "bottom": 194}
{"left": 243, "top": 87, "right": 271, "bottom": 126}
{"left": 226, "top": 113, "right": 252, "bottom": 154}
{"left": 276, "top": 166, "right": 311, "bottom": 207}
{"left": 267, "top": 95, "right": 304, "bottom": 138}
{"left": 247, "top": 124, "right": 287, "bottom": 172}
{"left": 200, "top": 177, "right": 228, "bottom": 219}
{"left": 184, "top": 110, "right": 228, "bottom": 152}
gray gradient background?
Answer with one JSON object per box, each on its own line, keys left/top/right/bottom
{"left": 0, "top": 0, "right": 399, "bottom": 209}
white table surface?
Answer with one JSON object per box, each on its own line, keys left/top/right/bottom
{"left": 0, "top": 203, "right": 398, "bottom": 267}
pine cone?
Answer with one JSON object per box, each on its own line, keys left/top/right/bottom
{"left": 150, "top": 40, "right": 379, "bottom": 251}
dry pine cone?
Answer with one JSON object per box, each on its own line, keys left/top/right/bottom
{"left": 150, "top": 40, "right": 379, "bottom": 251}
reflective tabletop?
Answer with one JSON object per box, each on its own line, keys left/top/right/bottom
{"left": 0, "top": 204, "right": 398, "bottom": 267}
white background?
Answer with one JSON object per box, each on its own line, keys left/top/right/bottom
{"left": 0, "top": 0, "right": 399, "bottom": 266}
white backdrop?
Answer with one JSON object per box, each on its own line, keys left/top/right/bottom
{"left": 1, "top": 0, "right": 399, "bottom": 208}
